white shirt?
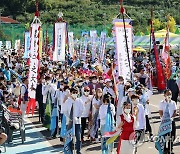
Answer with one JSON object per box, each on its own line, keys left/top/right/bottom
{"left": 55, "top": 90, "right": 66, "bottom": 114}
{"left": 159, "top": 100, "right": 177, "bottom": 120}
{"left": 133, "top": 103, "right": 146, "bottom": 130}
{"left": 92, "top": 97, "right": 102, "bottom": 116}
{"left": 103, "top": 86, "right": 116, "bottom": 99}
{"left": 99, "top": 103, "right": 115, "bottom": 126}
{"left": 42, "top": 83, "right": 56, "bottom": 104}
{"left": 64, "top": 97, "right": 84, "bottom": 124}
{"left": 80, "top": 95, "right": 93, "bottom": 117}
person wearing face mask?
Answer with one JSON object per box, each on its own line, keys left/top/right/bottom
{"left": 83, "top": 76, "right": 90, "bottom": 86}
{"left": 99, "top": 77, "right": 105, "bottom": 89}
{"left": 167, "top": 74, "right": 179, "bottom": 103}
{"left": 116, "top": 102, "right": 138, "bottom": 154}
{"left": 64, "top": 87, "right": 84, "bottom": 154}
{"left": 42, "top": 76, "right": 53, "bottom": 123}
{"left": 116, "top": 76, "right": 125, "bottom": 119}
{"left": 159, "top": 89, "right": 177, "bottom": 154}
{"left": 103, "top": 79, "right": 116, "bottom": 100}
{"left": 20, "top": 77, "right": 29, "bottom": 123}
{"left": 79, "top": 86, "right": 93, "bottom": 142}
{"left": 88, "top": 76, "right": 101, "bottom": 95}
{"left": 90, "top": 88, "right": 103, "bottom": 142}
{"left": 99, "top": 93, "right": 115, "bottom": 154}
{"left": 131, "top": 94, "right": 146, "bottom": 150}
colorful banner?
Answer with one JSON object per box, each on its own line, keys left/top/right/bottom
{"left": 90, "top": 30, "right": 97, "bottom": 61}
{"left": 53, "top": 22, "right": 66, "bottom": 61}
{"left": 113, "top": 19, "right": 133, "bottom": 82}
{"left": 151, "top": 25, "right": 166, "bottom": 91}
{"left": 0, "top": 41, "right": 2, "bottom": 53}
{"left": 6, "top": 41, "right": 11, "bottom": 49}
{"left": 155, "top": 104, "right": 172, "bottom": 154}
{"left": 28, "top": 23, "right": 41, "bottom": 99}
{"left": 80, "top": 32, "right": 88, "bottom": 61}
{"left": 68, "top": 32, "right": 74, "bottom": 58}
{"left": 24, "top": 32, "right": 31, "bottom": 58}
{"left": 15, "top": 40, "right": 20, "bottom": 52}
{"left": 99, "top": 31, "right": 106, "bottom": 62}
{"left": 39, "top": 29, "right": 43, "bottom": 58}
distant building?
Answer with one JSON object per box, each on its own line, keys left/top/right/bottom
{"left": 0, "top": 16, "right": 19, "bottom": 24}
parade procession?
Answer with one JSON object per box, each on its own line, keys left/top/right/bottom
{"left": 0, "top": 0, "right": 179, "bottom": 154}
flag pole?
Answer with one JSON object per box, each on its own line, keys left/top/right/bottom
{"left": 119, "top": 0, "right": 133, "bottom": 81}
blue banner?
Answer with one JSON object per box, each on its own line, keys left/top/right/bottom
{"left": 24, "top": 31, "right": 30, "bottom": 58}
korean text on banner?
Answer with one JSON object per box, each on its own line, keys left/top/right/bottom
{"left": 53, "top": 22, "right": 66, "bottom": 61}
{"left": 28, "top": 23, "right": 41, "bottom": 99}
{"left": 114, "top": 20, "right": 133, "bottom": 82}
{"left": 68, "top": 32, "right": 74, "bottom": 58}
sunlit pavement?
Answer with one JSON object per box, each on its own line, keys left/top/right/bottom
{"left": 2, "top": 94, "right": 180, "bottom": 154}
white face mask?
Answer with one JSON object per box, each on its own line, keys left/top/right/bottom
{"left": 109, "top": 82, "right": 113, "bottom": 86}
{"left": 100, "top": 80, "right": 104, "bottom": 84}
{"left": 47, "top": 80, "right": 51, "bottom": 84}
{"left": 133, "top": 99, "right": 139, "bottom": 106}
{"left": 84, "top": 92, "right": 89, "bottom": 96}
{"left": 60, "top": 85, "right": 64, "bottom": 89}
{"left": 86, "top": 80, "right": 89, "bottom": 83}
{"left": 124, "top": 109, "right": 131, "bottom": 114}
{"left": 92, "top": 80, "right": 97, "bottom": 84}
{"left": 69, "top": 77, "right": 73, "bottom": 81}
{"left": 166, "top": 96, "right": 172, "bottom": 102}
{"left": 65, "top": 89, "right": 70, "bottom": 94}
{"left": 72, "top": 94, "right": 78, "bottom": 99}
{"left": 79, "top": 82, "right": 83, "bottom": 86}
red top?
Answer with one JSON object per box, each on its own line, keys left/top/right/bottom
{"left": 120, "top": 114, "right": 135, "bottom": 140}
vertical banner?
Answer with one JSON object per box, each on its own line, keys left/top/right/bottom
{"left": 53, "top": 22, "right": 66, "bottom": 61}
{"left": 28, "top": 23, "right": 41, "bottom": 99}
{"left": 15, "top": 40, "right": 21, "bottom": 52}
{"left": 68, "top": 32, "right": 74, "bottom": 58}
{"left": 6, "top": 41, "right": 11, "bottom": 49}
{"left": 39, "top": 29, "right": 43, "bottom": 59}
{"left": 80, "top": 32, "right": 88, "bottom": 61}
{"left": 90, "top": 30, "right": 97, "bottom": 61}
{"left": 24, "top": 32, "right": 31, "bottom": 58}
{"left": 113, "top": 19, "right": 133, "bottom": 82}
{"left": 99, "top": 31, "right": 106, "bottom": 62}
{"left": 0, "top": 41, "right": 2, "bottom": 53}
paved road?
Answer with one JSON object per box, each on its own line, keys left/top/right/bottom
{"left": 2, "top": 94, "right": 180, "bottom": 154}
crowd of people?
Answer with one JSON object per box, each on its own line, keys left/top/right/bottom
{"left": 0, "top": 47, "right": 179, "bottom": 154}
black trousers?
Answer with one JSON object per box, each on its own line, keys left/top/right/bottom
{"left": 38, "top": 101, "right": 43, "bottom": 123}
{"left": 164, "top": 121, "right": 176, "bottom": 152}
{"left": 81, "top": 117, "right": 88, "bottom": 139}
{"left": 145, "top": 115, "right": 153, "bottom": 136}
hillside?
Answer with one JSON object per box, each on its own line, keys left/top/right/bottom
{"left": 0, "top": 0, "right": 180, "bottom": 35}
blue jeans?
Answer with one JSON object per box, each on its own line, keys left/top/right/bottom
{"left": 66, "top": 124, "right": 81, "bottom": 154}
{"left": 75, "top": 124, "right": 82, "bottom": 154}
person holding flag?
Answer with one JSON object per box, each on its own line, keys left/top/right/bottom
{"left": 158, "top": 89, "right": 177, "bottom": 154}
{"left": 64, "top": 87, "right": 84, "bottom": 154}
{"left": 116, "top": 101, "right": 137, "bottom": 154}
{"left": 99, "top": 93, "right": 115, "bottom": 154}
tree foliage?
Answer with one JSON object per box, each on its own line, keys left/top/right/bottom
{"left": 0, "top": 0, "right": 179, "bottom": 34}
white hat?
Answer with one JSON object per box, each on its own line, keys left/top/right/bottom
{"left": 105, "top": 79, "right": 111, "bottom": 83}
